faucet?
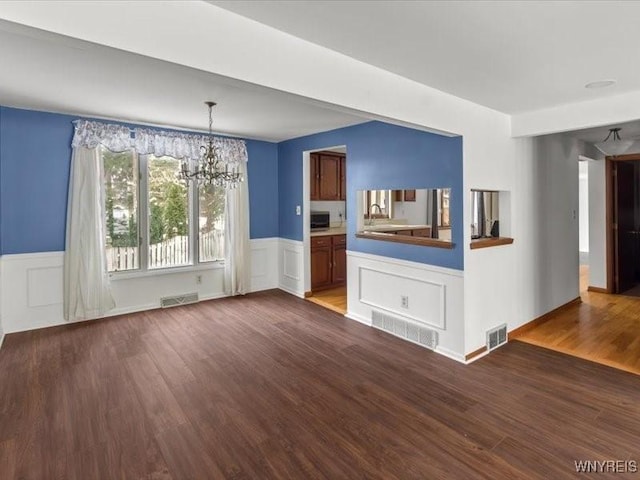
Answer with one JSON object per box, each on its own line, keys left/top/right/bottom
{"left": 367, "top": 203, "right": 383, "bottom": 226}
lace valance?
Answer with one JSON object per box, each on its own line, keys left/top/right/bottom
{"left": 72, "top": 120, "right": 133, "bottom": 152}
{"left": 72, "top": 120, "right": 248, "bottom": 164}
{"left": 134, "top": 128, "right": 247, "bottom": 164}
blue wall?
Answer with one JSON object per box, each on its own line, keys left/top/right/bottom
{"left": 278, "top": 121, "right": 464, "bottom": 270}
{"left": 0, "top": 106, "right": 279, "bottom": 254}
{"left": 0, "top": 108, "right": 463, "bottom": 270}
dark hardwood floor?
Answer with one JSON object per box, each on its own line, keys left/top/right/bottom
{"left": 1, "top": 289, "right": 639, "bottom": 479}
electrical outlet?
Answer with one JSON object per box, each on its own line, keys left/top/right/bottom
{"left": 196, "top": 275, "right": 202, "bottom": 284}
{"left": 401, "top": 295, "right": 409, "bottom": 309}
{"left": 296, "top": 205, "right": 301, "bottom": 215}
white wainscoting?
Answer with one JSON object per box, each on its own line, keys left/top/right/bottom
{"left": 0, "top": 238, "right": 280, "bottom": 334}
{"left": 249, "top": 237, "right": 280, "bottom": 293}
{"left": 346, "top": 250, "right": 465, "bottom": 363}
{"left": 278, "top": 238, "right": 305, "bottom": 298}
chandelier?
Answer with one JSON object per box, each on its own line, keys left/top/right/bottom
{"left": 594, "top": 128, "right": 634, "bottom": 157}
{"left": 179, "top": 101, "right": 244, "bottom": 188}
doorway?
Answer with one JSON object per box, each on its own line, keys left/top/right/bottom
{"left": 578, "top": 159, "right": 589, "bottom": 293}
{"left": 304, "top": 146, "right": 348, "bottom": 315}
{"left": 607, "top": 155, "right": 640, "bottom": 295}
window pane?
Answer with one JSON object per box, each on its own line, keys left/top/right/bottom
{"left": 102, "top": 147, "right": 139, "bottom": 272}
{"left": 148, "top": 156, "right": 190, "bottom": 268}
{"left": 198, "top": 184, "right": 225, "bottom": 262}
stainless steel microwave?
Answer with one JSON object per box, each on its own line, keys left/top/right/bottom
{"left": 310, "top": 211, "right": 330, "bottom": 231}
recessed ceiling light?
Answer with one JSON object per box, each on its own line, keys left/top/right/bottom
{"left": 585, "top": 80, "right": 616, "bottom": 89}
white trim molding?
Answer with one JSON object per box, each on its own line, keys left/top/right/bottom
{"left": 346, "top": 250, "right": 465, "bottom": 362}
{"left": 0, "top": 238, "right": 280, "bottom": 335}
{"left": 278, "top": 238, "right": 305, "bottom": 298}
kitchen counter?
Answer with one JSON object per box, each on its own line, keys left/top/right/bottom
{"left": 310, "top": 226, "right": 346, "bottom": 237}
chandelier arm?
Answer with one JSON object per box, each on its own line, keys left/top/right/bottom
{"left": 602, "top": 130, "right": 614, "bottom": 142}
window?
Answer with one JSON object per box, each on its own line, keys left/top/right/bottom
{"left": 103, "top": 147, "right": 139, "bottom": 272}
{"left": 439, "top": 189, "right": 450, "bottom": 227}
{"left": 101, "top": 148, "right": 225, "bottom": 273}
{"left": 364, "top": 189, "right": 393, "bottom": 219}
{"left": 198, "top": 184, "right": 225, "bottom": 262}
{"left": 147, "top": 155, "right": 190, "bottom": 269}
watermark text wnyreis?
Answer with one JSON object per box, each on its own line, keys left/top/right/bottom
{"left": 575, "top": 460, "right": 637, "bottom": 473}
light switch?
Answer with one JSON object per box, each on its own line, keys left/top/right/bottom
{"left": 296, "top": 205, "right": 301, "bottom": 215}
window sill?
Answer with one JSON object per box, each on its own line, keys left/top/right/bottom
{"left": 356, "top": 232, "right": 454, "bottom": 249}
{"left": 470, "top": 237, "right": 514, "bottom": 250}
{"left": 110, "top": 261, "right": 224, "bottom": 281}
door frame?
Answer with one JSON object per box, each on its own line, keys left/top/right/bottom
{"left": 606, "top": 153, "right": 640, "bottom": 293}
{"left": 303, "top": 145, "right": 348, "bottom": 296}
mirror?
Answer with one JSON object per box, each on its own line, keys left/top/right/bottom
{"left": 470, "top": 190, "right": 499, "bottom": 239}
{"left": 356, "top": 188, "right": 453, "bottom": 246}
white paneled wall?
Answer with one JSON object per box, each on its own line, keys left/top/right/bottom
{"left": 0, "top": 238, "right": 279, "bottom": 334}
{"left": 346, "top": 250, "right": 465, "bottom": 362}
{"left": 278, "top": 238, "right": 305, "bottom": 297}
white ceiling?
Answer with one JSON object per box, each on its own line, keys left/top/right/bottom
{"left": 212, "top": 0, "right": 640, "bottom": 115}
{"left": 572, "top": 121, "right": 640, "bottom": 145}
{"left": 0, "top": 20, "right": 368, "bottom": 141}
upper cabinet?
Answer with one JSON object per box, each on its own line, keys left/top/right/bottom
{"left": 311, "top": 151, "right": 346, "bottom": 201}
{"left": 340, "top": 156, "right": 346, "bottom": 201}
{"left": 310, "top": 154, "right": 319, "bottom": 200}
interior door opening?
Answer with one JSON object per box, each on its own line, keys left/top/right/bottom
{"left": 609, "top": 158, "right": 640, "bottom": 295}
{"left": 305, "top": 146, "right": 348, "bottom": 315}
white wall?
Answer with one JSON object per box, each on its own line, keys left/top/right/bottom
{"left": 464, "top": 134, "right": 592, "bottom": 353}
{"left": 579, "top": 161, "right": 589, "bottom": 253}
{"left": 347, "top": 250, "right": 465, "bottom": 362}
{"left": 512, "top": 136, "right": 584, "bottom": 323}
{"left": 0, "top": 238, "right": 279, "bottom": 334}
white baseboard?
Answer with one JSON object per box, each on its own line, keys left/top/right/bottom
{"left": 277, "top": 284, "right": 305, "bottom": 299}
{"left": 344, "top": 311, "right": 372, "bottom": 326}
{"left": 435, "top": 346, "right": 466, "bottom": 364}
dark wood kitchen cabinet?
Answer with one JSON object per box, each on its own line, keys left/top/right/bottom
{"left": 310, "top": 151, "right": 346, "bottom": 201}
{"left": 339, "top": 156, "right": 346, "bottom": 200}
{"left": 393, "top": 189, "right": 416, "bottom": 202}
{"left": 310, "top": 153, "right": 320, "bottom": 200}
{"left": 331, "top": 235, "right": 346, "bottom": 284}
{"left": 310, "top": 236, "right": 332, "bottom": 289}
{"left": 311, "top": 234, "right": 346, "bottom": 290}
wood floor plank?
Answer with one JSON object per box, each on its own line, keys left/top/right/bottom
{"left": 1, "top": 289, "right": 639, "bottom": 479}
{"left": 517, "top": 264, "right": 640, "bottom": 375}
{"left": 125, "top": 353, "right": 188, "bottom": 434}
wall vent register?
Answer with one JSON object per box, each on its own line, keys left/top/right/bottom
{"left": 486, "top": 323, "right": 508, "bottom": 351}
{"left": 372, "top": 310, "right": 438, "bottom": 350}
{"left": 161, "top": 292, "right": 199, "bottom": 308}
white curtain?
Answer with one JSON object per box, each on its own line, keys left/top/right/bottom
{"left": 64, "top": 146, "right": 115, "bottom": 321}
{"left": 224, "top": 158, "right": 251, "bottom": 295}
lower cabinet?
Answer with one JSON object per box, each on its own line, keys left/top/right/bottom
{"left": 311, "top": 234, "right": 346, "bottom": 290}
